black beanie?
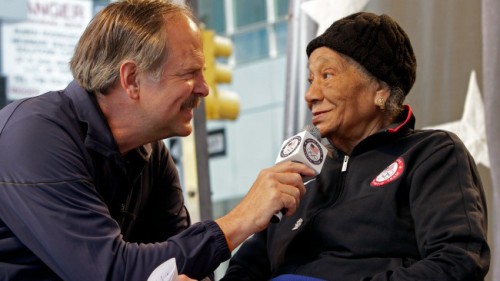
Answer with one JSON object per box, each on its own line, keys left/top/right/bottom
{"left": 306, "top": 12, "right": 416, "bottom": 96}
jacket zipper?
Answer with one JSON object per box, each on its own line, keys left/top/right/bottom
{"left": 120, "top": 172, "right": 143, "bottom": 237}
{"left": 332, "top": 155, "right": 349, "bottom": 203}
{"left": 341, "top": 155, "right": 349, "bottom": 172}
{"left": 307, "top": 154, "right": 350, "bottom": 227}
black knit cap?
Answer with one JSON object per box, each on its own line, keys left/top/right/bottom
{"left": 306, "top": 12, "right": 417, "bottom": 95}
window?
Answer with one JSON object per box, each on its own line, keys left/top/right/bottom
{"left": 233, "top": 0, "right": 266, "bottom": 28}
{"left": 274, "top": 20, "right": 288, "bottom": 55}
{"left": 275, "top": 0, "right": 289, "bottom": 17}
{"left": 233, "top": 28, "right": 269, "bottom": 62}
{"left": 197, "top": 0, "right": 225, "bottom": 34}
{"left": 194, "top": 0, "right": 289, "bottom": 64}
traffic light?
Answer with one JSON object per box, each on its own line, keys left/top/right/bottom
{"left": 202, "top": 29, "right": 240, "bottom": 120}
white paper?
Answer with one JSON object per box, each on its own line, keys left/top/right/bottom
{"left": 148, "top": 258, "right": 178, "bottom": 281}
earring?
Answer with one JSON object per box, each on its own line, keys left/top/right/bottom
{"left": 376, "top": 97, "right": 385, "bottom": 111}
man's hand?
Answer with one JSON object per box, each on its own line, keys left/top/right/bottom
{"left": 177, "top": 274, "right": 196, "bottom": 281}
{"left": 215, "top": 161, "right": 315, "bottom": 251}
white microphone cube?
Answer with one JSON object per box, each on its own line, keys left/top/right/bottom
{"left": 275, "top": 130, "right": 327, "bottom": 175}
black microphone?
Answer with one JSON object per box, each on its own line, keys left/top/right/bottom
{"left": 271, "top": 125, "right": 327, "bottom": 223}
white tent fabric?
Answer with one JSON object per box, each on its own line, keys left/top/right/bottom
{"left": 482, "top": 0, "right": 500, "bottom": 278}
{"left": 423, "top": 70, "right": 490, "bottom": 168}
{"left": 301, "top": 0, "right": 369, "bottom": 36}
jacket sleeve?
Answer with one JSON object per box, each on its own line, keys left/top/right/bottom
{"left": 368, "top": 132, "right": 490, "bottom": 281}
{"left": 221, "top": 230, "right": 272, "bottom": 280}
{"left": 0, "top": 111, "right": 230, "bottom": 281}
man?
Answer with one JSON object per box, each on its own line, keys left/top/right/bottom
{"left": 0, "top": 1, "right": 314, "bottom": 280}
{"left": 222, "top": 12, "right": 490, "bottom": 281}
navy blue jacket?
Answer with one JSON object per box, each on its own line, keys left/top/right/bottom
{"left": 222, "top": 106, "right": 490, "bottom": 281}
{"left": 0, "top": 81, "right": 230, "bottom": 280}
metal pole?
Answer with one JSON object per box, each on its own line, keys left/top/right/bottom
{"left": 193, "top": 100, "right": 213, "bottom": 221}
{"left": 183, "top": 0, "right": 213, "bottom": 222}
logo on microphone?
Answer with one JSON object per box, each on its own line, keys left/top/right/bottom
{"left": 303, "top": 138, "right": 324, "bottom": 165}
{"left": 280, "top": 136, "right": 301, "bottom": 158}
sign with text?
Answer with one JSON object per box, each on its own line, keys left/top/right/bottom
{"left": 207, "top": 128, "right": 227, "bottom": 158}
{"left": 1, "top": 0, "right": 92, "bottom": 100}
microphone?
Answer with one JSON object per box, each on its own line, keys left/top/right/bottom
{"left": 271, "top": 125, "right": 327, "bottom": 223}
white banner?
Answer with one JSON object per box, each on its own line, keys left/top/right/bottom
{"left": 482, "top": 0, "right": 500, "bottom": 279}
{"left": 1, "top": 0, "right": 92, "bottom": 100}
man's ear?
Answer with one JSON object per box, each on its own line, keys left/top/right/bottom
{"left": 119, "top": 60, "right": 140, "bottom": 100}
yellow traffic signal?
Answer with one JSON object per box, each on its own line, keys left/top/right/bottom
{"left": 203, "top": 30, "right": 240, "bottom": 120}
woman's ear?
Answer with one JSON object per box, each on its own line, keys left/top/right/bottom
{"left": 373, "top": 81, "right": 390, "bottom": 110}
{"left": 119, "top": 60, "right": 140, "bottom": 100}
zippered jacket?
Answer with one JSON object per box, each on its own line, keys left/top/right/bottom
{"left": 222, "top": 106, "right": 490, "bottom": 281}
{"left": 0, "top": 81, "right": 230, "bottom": 281}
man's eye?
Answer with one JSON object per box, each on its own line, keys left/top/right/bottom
{"left": 323, "top": 73, "right": 333, "bottom": 79}
{"left": 182, "top": 72, "right": 196, "bottom": 79}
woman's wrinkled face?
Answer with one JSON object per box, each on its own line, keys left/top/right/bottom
{"left": 306, "top": 47, "right": 383, "bottom": 147}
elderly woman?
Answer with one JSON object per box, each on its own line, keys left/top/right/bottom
{"left": 221, "top": 12, "right": 490, "bottom": 281}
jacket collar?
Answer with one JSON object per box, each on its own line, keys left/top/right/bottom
{"left": 333, "top": 105, "right": 416, "bottom": 157}
{"left": 64, "top": 81, "right": 153, "bottom": 168}
{"left": 387, "top": 105, "right": 415, "bottom": 133}
{"left": 63, "top": 80, "right": 120, "bottom": 158}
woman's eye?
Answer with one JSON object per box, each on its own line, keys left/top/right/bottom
{"left": 323, "top": 73, "right": 333, "bottom": 79}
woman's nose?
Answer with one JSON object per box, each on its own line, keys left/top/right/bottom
{"left": 305, "top": 81, "right": 321, "bottom": 107}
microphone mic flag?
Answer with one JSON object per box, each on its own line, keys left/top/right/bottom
{"left": 275, "top": 124, "right": 327, "bottom": 175}
{"left": 271, "top": 125, "right": 327, "bottom": 222}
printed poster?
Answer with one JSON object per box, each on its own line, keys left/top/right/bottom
{"left": 1, "top": 0, "right": 92, "bottom": 100}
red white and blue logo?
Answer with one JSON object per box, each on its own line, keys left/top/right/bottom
{"left": 370, "top": 157, "right": 405, "bottom": 187}
{"left": 303, "top": 138, "right": 324, "bottom": 165}
{"left": 280, "top": 136, "right": 301, "bottom": 158}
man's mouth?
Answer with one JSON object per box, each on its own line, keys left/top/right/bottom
{"left": 181, "top": 97, "right": 201, "bottom": 110}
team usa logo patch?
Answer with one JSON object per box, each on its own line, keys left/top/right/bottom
{"left": 280, "top": 136, "right": 301, "bottom": 158}
{"left": 370, "top": 157, "right": 405, "bottom": 187}
{"left": 303, "top": 138, "right": 324, "bottom": 165}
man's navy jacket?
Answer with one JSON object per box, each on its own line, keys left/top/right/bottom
{"left": 0, "top": 81, "right": 230, "bottom": 280}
